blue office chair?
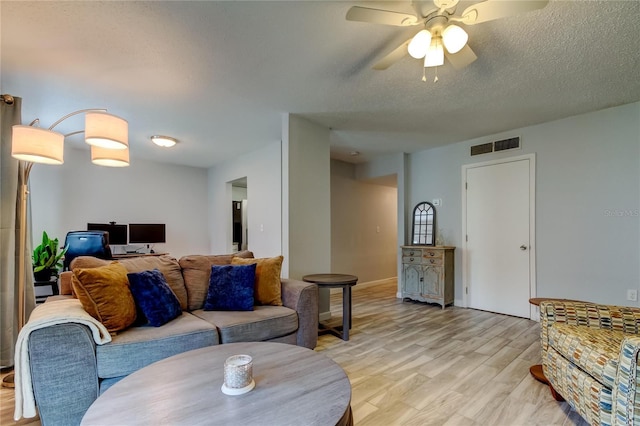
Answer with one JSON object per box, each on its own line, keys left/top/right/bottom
{"left": 63, "top": 231, "right": 112, "bottom": 270}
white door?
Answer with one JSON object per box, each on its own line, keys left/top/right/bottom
{"left": 464, "top": 157, "right": 534, "bottom": 318}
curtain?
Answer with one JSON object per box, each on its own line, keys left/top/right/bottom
{"left": 1, "top": 95, "right": 35, "bottom": 368}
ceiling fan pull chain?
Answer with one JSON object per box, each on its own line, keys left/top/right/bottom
{"left": 422, "top": 67, "right": 427, "bottom": 82}
{"left": 434, "top": 66, "right": 439, "bottom": 83}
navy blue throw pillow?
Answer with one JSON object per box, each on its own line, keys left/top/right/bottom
{"left": 204, "top": 264, "right": 256, "bottom": 311}
{"left": 127, "top": 269, "right": 182, "bottom": 327}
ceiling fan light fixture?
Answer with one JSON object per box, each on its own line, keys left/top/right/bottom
{"left": 442, "top": 24, "right": 468, "bottom": 54}
{"left": 424, "top": 37, "right": 444, "bottom": 67}
{"left": 408, "top": 29, "right": 432, "bottom": 59}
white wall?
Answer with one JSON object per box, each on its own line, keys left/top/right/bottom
{"left": 283, "top": 114, "right": 331, "bottom": 317}
{"left": 408, "top": 102, "right": 640, "bottom": 306}
{"left": 29, "top": 147, "right": 209, "bottom": 259}
{"left": 207, "top": 141, "right": 282, "bottom": 257}
{"left": 331, "top": 159, "right": 397, "bottom": 283}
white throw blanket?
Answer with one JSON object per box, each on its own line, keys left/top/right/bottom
{"left": 13, "top": 298, "right": 111, "bottom": 420}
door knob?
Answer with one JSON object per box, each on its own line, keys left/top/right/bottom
{"left": 520, "top": 245, "right": 528, "bottom": 250}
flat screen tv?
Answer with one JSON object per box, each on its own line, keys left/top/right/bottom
{"left": 87, "top": 223, "right": 128, "bottom": 245}
{"left": 129, "top": 223, "right": 166, "bottom": 244}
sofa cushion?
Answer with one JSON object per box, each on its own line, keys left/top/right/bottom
{"left": 204, "top": 264, "right": 256, "bottom": 311}
{"left": 231, "top": 256, "right": 284, "bottom": 306}
{"left": 548, "top": 323, "right": 624, "bottom": 389}
{"left": 127, "top": 269, "right": 182, "bottom": 327}
{"left": 96, "top": 312, "right": 218, "bottom": 379}
{"left": 71, "top": 255, "right": 188, "bottom": 311}
{"left": 191, "top": 305, "right": 298, "bottom": 343}
{"left": 179, "top": 251, "right": 254, "bottom": 311}
{"left": 72, "top": 262, "right": 137, "bottom": 333}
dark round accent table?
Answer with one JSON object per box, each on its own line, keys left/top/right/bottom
{"left": 303, "top": 274, "right": 358, "bottom": 341}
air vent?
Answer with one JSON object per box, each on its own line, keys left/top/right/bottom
{"left": 494, "top": 137, "right": 520, "bottom": 152}
{"left": 470, "top": 142, "right": 493, "bottom": 156}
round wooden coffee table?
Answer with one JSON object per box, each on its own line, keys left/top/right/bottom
{"left": 81, "top": 342, "right": 352, "bottom": 425}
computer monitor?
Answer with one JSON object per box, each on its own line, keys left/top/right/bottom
{"left": 128, "top": 223, "right": 166, "bottom": 244}
{"left": 87, "top": 223, "right": 128, "bottom": 245}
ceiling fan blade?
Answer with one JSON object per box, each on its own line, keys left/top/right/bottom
{"left": 461, "top": 0, "right": 548, "bottom": 25}
{"left": 346, "top": 6, "right": 420, "bottom": 27}
{"left": 373, "top": 38, "right": 412, "bottom": 70}
{"left": 445, "top": 44, "right": 477, "bottom": 69}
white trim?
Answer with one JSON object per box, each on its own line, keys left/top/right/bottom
{"left": 461, "top": 153, "right": 537, "bottom": 319}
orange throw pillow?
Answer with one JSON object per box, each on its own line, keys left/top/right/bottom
{"left": 71, "top": 262, "right": 137, "bottom": 333}
{"left": 231, "top": 256, "right": 283, "bottom": 306}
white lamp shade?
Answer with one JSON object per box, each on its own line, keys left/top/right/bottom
{"left": 11, "top": 125, "right": 64, "bottom": 165}
{"left": 424, "top": 37, "right": 445, "bottom": 67}
{"left": 85, "top": 112, "right": 128, "bottom": 150}
{"left": 91, "top": 145, "right": 130, "bottom": 167}
{"left": 442, "top": 25, "right": 468, "bottom": 54}
{"left": 408, "top": 30, "right": 432, "bottom": 59}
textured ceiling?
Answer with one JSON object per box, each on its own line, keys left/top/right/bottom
{"left": 1, "top": 1, "right": 639, "bottom": 167}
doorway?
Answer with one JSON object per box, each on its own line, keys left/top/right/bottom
{"left": 231, "top": 177, "right": 248, "bottom": 252}
{"left": 462, "top": 154, "right": 536, "bottom": 319}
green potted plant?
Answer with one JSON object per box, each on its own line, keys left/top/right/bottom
{"left": 32, "top": 231, "right": 67, "bottom": 281}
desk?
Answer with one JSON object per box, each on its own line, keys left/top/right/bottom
{"left": 111, "top": 252, "right": 168, "bottom": 259}
{"left": 81, "top": 342, "right": 352, "bottom": 426}
{"left": 303, "top": 274, "right": 358, "bottom": 341}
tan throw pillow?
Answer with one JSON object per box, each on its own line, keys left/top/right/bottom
{"left": 71, "top": 255, "right": 188, "bottom": 311}
{"left": 71, "top": 262, "right": 137, "bottom": 333}
{"left": 231, "top": 256, "right": 283, "bottom": 306}
{"left": 179, "top": 251, "right": 254, "bottom": 311}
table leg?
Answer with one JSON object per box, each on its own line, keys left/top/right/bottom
{"left": 342, "top": 286, "right": 350, "bottom": 341}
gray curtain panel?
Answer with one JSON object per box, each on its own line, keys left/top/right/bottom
{"left": 1, "top": 95, "right": 36, "bottom": 368}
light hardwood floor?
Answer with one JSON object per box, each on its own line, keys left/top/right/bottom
{"left": 1, "top": 279, "right": 588, "bottom": 426}
{"left": 316, "top": 279, "right": 588, "bottom": 426}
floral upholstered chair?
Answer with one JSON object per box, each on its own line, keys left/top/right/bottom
{"left": 540, "top": 300, "right": 640, "bottom": 425}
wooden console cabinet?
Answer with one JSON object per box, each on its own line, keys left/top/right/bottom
{"left": 401, "top": 246, "right": 455, "bottom": 309}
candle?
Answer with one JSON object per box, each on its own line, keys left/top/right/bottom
{"left": 221, "top": 354, "right": 255, "bottom": 395}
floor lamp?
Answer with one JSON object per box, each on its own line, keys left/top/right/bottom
{"left": 1, "top": 102, "right": 130, "bottom": 388}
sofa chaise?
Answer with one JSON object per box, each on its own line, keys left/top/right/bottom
{"left": 20, "top": 251, "right": 318, "bottom": 426}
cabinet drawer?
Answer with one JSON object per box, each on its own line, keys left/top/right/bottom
{"left": 402, "top": 256, "right": 422, "bottom": 264}
{"left": 422, "top": 257, "right": 442, "bottom": 266}
{"left": 402, "top": 249, "right": 421, "bottom": 257}
{"left": 423, "top": 249, "right": 443, "bottom": 259}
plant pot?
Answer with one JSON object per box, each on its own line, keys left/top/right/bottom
{"left": 34, "top": 269, "right": 54, "bottom": 282}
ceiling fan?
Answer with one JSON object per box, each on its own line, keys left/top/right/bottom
{"left": 346, "top": 0, "right": 548, "bottom": 80}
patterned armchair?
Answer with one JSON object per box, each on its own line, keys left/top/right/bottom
{"left": 540, "top": 300, "right": 640, "bottom": 426}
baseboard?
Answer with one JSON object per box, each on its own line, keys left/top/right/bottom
{"left": 319, "top": 311, "right": 331, "bottom": 321}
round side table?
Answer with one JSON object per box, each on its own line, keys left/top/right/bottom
{"left": 303, "top": 274, "right": 358, "bottom": 341}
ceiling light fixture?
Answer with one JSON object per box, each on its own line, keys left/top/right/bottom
{"left": 151, "top": 135, "right": 178, "bottom": 148}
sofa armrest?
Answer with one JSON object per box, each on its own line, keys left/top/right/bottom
{"left": 612, "top": 335, "right": 640, "bottom": 425}
{"left": 59, "top": 271, "right": 73, "bottom": 295}
{"left": 281, "top": 279, "right": 318, "bottom": 349}
{"left": 540, "top": 301, "right": 640, "bottom": 351}
{"left": 29, "top": 323, "right": 99, "bottom": 426}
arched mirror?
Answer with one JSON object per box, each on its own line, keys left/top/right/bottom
{"left": 411, "top": 201, "right": 436, "bottom": 246}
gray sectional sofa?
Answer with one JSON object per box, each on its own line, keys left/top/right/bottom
{"left": 25, "top": 252, "right": 318, "bottom": 426}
